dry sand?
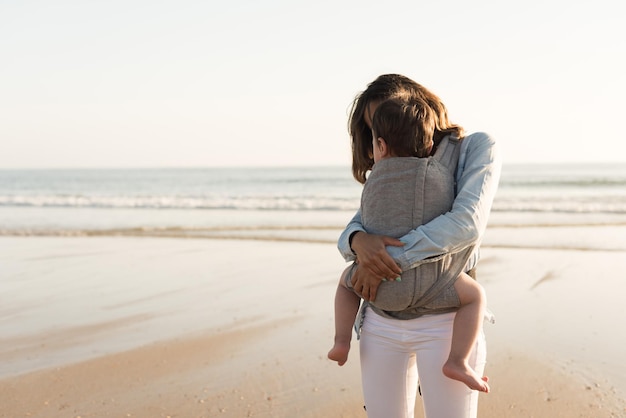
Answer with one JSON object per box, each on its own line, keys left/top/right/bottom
{"left": 1, "top": 225, "right": 626, "bottom": 417}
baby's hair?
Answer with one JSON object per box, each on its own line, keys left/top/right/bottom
{"left": 371, "top": 98, "right": 435, "bottom": 158}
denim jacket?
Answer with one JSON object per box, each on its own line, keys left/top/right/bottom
{"left": 337, "top": 132, "right": 502, "bottom": 272}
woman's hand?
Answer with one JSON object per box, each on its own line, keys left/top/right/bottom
{"left": 350, "top": 232, "right": 404, "bottom": 301}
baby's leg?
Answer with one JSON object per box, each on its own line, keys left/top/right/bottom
{"left": 328, "top": 265, "right": 361, "bottom": 366}
{"left": 442, "top": 272, "right": 490, "bottom": 392}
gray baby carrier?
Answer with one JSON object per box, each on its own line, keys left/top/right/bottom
{"left": 350, "top": 135, "right": 475, "bottom": 323}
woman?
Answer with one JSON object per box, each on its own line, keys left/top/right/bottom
{"left": 337, "top": 74, "right": 501, "bottom": 418}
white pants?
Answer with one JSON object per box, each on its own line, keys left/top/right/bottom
{"left": 359, "top": 308, "right": 486, "bottom": 418}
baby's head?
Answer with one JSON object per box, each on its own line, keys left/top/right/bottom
{"left": 370, "top": 98, "right": 435, "bottom": 162}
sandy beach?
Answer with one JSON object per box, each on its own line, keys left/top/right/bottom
{"left": 2, "top": 221, "right": 626, "bottom": 417}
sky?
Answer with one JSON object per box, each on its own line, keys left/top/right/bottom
{"left": 1, "top": 0, "right": 625, "bottom": 168}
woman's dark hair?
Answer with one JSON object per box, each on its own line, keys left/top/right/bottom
{"left": 348, "top": 74, "right": 464, "bottom": 183}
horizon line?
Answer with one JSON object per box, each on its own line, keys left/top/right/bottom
{"left": 2, "top": 161, "right": 626, "bottom": 171}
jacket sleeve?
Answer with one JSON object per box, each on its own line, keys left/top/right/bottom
{"left": 337, "top": 208, "right": 364, "bottom": 262}
{"left": 386, "top": 132, "right": 502, "bottom": 270}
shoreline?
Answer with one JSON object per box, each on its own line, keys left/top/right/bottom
{"left": 3, "top": 206, "right": 626, "bottom": 237}
{"left": 3, "top": 222, "right": 626, "bottom": 254}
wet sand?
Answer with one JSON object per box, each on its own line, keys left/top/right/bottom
{"left": 1, "top": 225, "right": 626, "bottom": 417}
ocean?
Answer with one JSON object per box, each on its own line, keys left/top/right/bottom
{"left": 1, "top": 163, "right": 626, "bottom": 238}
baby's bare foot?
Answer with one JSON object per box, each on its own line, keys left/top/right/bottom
{"left": 327, "top": 342, "right": 350, "bottom": 366}
{"left": 443, "top": 360, "right": 490, "bottom": 392}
